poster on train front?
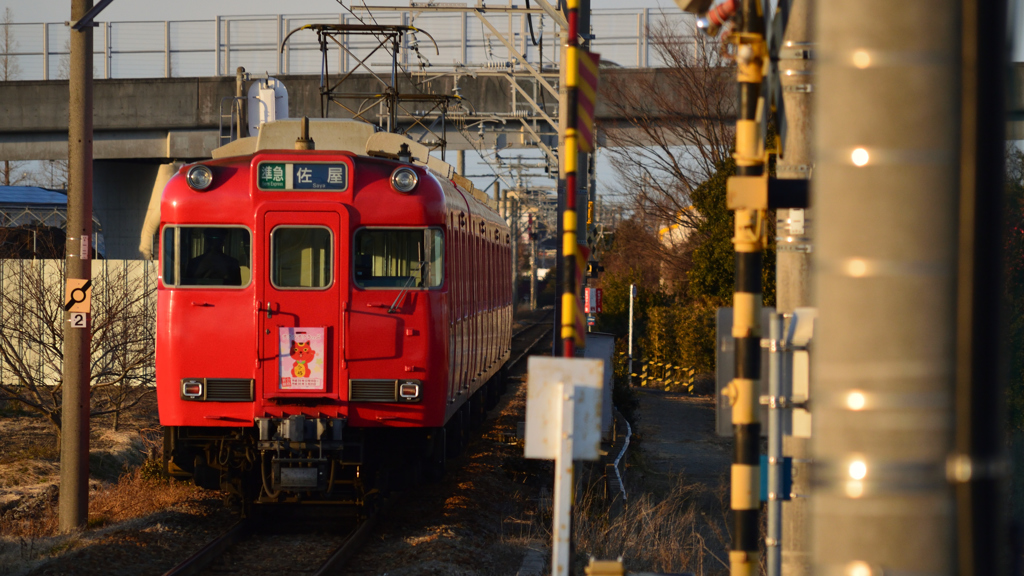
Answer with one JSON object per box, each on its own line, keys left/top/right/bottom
{"left": 278, "top": 327, "right": 325, "bottom": 390}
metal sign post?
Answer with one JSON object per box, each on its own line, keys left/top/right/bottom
{"left": 525, "top": 357, "right": 604, "bottom": 576}
{"left": 627, "top": 284, "right": 636, "bottom": 386}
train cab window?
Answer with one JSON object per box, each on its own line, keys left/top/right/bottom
{"left": 271, "top": 227, "right": 333, "bottom": 289}
{"left": 162, "top": 226, "right": 251, "bottom": 287}
{"left": 354, "top": 228, "right": 443, "bottom": 289}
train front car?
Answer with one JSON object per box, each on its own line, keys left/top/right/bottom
{"left": 157, "top": 136, "right": 512, "bottom": 507}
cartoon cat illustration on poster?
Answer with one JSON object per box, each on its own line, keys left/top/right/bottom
{"left": 290, "top": 339, "right": 316, "bottom": 378}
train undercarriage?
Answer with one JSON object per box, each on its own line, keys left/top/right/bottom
{"left": 162, "top": 372, "right": 506, "bottom": 513}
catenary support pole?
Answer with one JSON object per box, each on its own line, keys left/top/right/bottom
{"left": 627, "top": 284, "right": 636, "bottom": 387}
{"left": 810, "top": 1, "right": 959, "bottom": 575}
{"left": 766, "top": 314, "right": 783, "bottom": 576}
{"left": 530, "top": 214, "right": 538, "bottom": 310}
{"left": 955, "top": 0, "right": 1009, "bottom": 574}
{"left": 60, "top": 0, "right": 94, "bottom": 533}
{"left": 774, "top": 0, "right": 813, "bottom": 574}
{"left": 235, "top": 66, "right": 247, "bottom": 139}
{"left": 510, "top": 194, "right": 519, "bottom": 310}
{"left": 727, "top": 2, "right": 766, "bottom": 575}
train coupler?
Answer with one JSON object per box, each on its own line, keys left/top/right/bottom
{"left": 271, "top": 457, "right": 330, "bottom": 491}
{"left": 256, "top": 415, "right": 346, "bottom": 450}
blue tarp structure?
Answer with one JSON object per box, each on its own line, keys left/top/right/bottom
{"left": 0, "top": 186, "right": 105, "bottom": 257}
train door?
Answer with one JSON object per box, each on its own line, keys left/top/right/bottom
{"left": 260, "top": 210, "right": 345, "bottom": 400}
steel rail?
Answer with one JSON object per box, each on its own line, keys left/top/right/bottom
{"left": 312, "top": 512, "right": 378, "bottom": 576}
{"left": 161, "top": 520, "right": 251, "bottom": 576}
{"left": 511, "top": 310, "right": 554, "bottom": 340}
{"left": 509, "top": 323, "right": 553, "bottom": 367}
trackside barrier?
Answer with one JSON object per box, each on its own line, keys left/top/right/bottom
{"left": 627, "top": 358, "right": 696, "bottom": 393}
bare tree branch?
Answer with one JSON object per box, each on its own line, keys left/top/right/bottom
{"left": 596, "top": 20, "right": 739, "bottom": 295}
{"left": 0, "top": 259, "right": 157, "bottom": 436}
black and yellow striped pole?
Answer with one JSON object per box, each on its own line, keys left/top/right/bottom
{"left": 725, "top": 1, "right": 767, "bottom": 575}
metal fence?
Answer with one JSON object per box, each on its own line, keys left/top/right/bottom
{"left": 0, "top": 8, "right": 693, "bottom": 81}
{"left": 0, "top": 259, "right": 157, "bottom": 390}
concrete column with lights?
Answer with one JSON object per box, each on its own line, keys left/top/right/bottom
{"left": 810, "top": 1, "right": 959, "bottom": 574}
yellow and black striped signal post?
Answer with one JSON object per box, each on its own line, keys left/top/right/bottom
{"left": 722, "top": 1, "right": 768, "bottom": 575}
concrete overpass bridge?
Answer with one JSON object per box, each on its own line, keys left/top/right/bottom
{"left": 2, "top": 60, "right": 1021, "bottom": 259}
{"left": 0, "top": 68, "right": 698, "bottom": 258}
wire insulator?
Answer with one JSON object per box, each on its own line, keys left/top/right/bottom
{"left": 707, "top": 0, "right": 739, "bottom": 28}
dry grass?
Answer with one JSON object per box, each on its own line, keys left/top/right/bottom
{"left": 573, "top": 474, "right": 731, "bottom": 576}
{"left": 87, "top": 467, "right": 202, "bottom": 528}
{"left": 0, "top": 465, "right": 202, "bottom": 539}
{"left": 0, "top": 467, "right": 206, "bottom": 576}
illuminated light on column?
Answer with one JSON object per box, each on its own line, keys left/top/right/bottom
{"left": 851, "top": 147, "right": 870, "bottom": 166}
{"left": 849, "top": 459, "right": 868, "bottom": 480}
{"left": 846, "top": 390, "right": 866, "bottom": 410}
{"left": 852, "top": 50, "right": 871, "bottom": 69}
{"left": 845, "top": 258, "right": 868, "bottom": 277}
{"left": 846, "top": 561, "right": 872, "bottom": 576}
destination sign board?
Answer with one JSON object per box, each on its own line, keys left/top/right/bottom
{"left": 257, "top": 162, "right": 348, "bottom": 191}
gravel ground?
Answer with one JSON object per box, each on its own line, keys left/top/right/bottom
{"left": 345, "top": 371, "right": 552, "bottom": 576}
{"left": 2, "top": 312, "right": 555, "bottom": 576}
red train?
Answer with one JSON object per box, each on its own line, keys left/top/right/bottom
{"left": 158, "top": 121, "right": 513, "bottom": 505}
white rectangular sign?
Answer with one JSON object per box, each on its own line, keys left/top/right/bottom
{"left": 69, "top": 312, "right": 87, "bottom": 329}
{"left": 524, "top": 357, "right": 604, "bottom": 461}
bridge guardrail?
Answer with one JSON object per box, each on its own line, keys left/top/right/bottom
{"left": 0, "top": 8, "right": 694, "bottom": 81}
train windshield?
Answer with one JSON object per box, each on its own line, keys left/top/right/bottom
{"left": 354, "top": 228, "right": 443, "bottom": 289}
{"left": 271, "top": 226, "right": 333, "bottom": 289}
{"left": 162, "top": 226, "right": 251, "bottom": 287}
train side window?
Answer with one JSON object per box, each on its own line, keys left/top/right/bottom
{"left": 271, "top": 226, "right": 333, "bottom": 289}
{"left": 354, "top": 228, "right": 443, "bottom": 289}
{"left": 164, "top": 225, "right": 251, "bottom": 288}
{"left": 162, "top": 226, "right": 175, "bottom": 285}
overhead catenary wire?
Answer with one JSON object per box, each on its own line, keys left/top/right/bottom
{"left": 525, "top": 0, "right": 540, "bottom": 46}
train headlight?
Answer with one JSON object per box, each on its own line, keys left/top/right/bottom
{"left": 398, "top": 380, "right": 421, "bottom": 401}
{"left": 390, "top": 167, "right": 418, "bottom": 193}
{"left": 186, "top": 165, "right": 214, "bottom": 191}
{"left": 181, "top": 378, "right": 204, "bottom": 399}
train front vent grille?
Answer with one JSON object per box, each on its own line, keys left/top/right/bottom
{"left": 349, "top": 380, "right": 397, "bottom": 402}
{"left": 205, "top": 379, "right": 253, "bottom": 402}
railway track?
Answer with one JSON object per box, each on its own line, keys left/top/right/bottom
{"left": 509, "top": 309, "right": 554, "bottom": 367}
{"left": 161, "top": 313, "right": 550, "bottom": 576}
{"left": 161, "top": 510, "right": 375, "bottom": 576}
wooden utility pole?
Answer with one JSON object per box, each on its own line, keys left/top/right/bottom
{"left": 60, "top": 0, "right": 94, "bottom": 532}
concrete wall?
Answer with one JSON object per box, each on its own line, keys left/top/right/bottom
{"left": 94, "top": 161, "right": 171, "bottom": 260}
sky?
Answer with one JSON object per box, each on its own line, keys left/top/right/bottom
{"left": 4, "top": 0, "right": 680, "bottom": 23}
